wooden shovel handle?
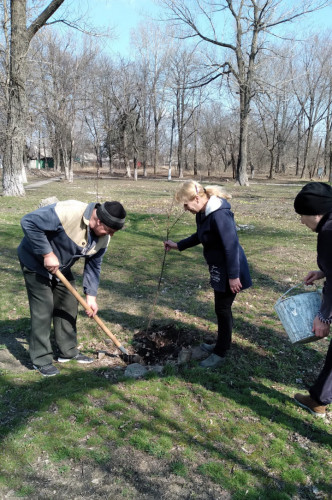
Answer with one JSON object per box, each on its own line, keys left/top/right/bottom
{"left": 55, "top": 269, "right": 126, "bottom": 352}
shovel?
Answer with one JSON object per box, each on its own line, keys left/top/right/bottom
{"left": 55, "top": 269, "right": 128, "bottom": 355}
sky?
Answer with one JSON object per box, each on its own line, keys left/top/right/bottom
{"left": 63, "top": 0, "right": 163, "bottom": 54}
{"left": 59, "top": 0, "right": 332, "bottom": 56}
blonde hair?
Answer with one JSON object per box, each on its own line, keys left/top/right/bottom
{"left": 174, "top": 180, "right": 231, "bottom": 203}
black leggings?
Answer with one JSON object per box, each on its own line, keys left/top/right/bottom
{"left": 213, "top": 289, "right": 236, "bottom": 357}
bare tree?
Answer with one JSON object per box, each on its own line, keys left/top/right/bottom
{"left": 158, "top": 0, "right": 330, "bottom": 185}
{"left": 169, "top": 46, "right": 202, "bottom": 178}
{"left": 199, "top": 103, "right": 235, "bottom": 176}
{"left": 291, "top": 34, "right": 332, "bottom": 178}
{"left": 2, "top": 0, "right": 65, "bottom": 196}
{"left": 132, "top": 23, "right": 174, "bottom": 175}
{"left": 91, "top": 57, "right": 118, "bottom": 174}
{"left": 32, "top": 31, "right": 98, "bottom": 181}
{"left": 107, "top": 59, "right": 139, "bottom": 178}
{"left": 252, "top": 50, "right": 299, "bottom": 178}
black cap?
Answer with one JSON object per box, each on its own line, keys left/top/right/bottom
{"left": 294, "top": 182, "right": 332, "bottom": 215}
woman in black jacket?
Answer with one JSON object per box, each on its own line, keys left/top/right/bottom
{"left": 164, "top": 180, "right": 252, "bottom": 369}
{"left": 293, "top": 182, "right": 332, "bottom": 418}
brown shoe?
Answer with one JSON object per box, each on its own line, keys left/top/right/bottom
{"left": 294, "top": 393, "right": 327, "bottom": 418}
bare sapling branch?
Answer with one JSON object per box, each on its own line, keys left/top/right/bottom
{"left": 145, "top": 202, "right": 184, "bottom": 335}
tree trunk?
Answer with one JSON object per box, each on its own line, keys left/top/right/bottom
{"left": 2, "top": 0, "right": 28, "bottom": 196}
{"left": 109, "top": 157, "right": 113, "bottom": 174}
{"left": 207, "top": 154, "right": 212, "bottom": 177}
{"left": 295, "top": 115, "right": 302, "bottom": 176}
{"left": 2, "top": 0, "right": 65, "bottom": 196}
{"left": 275, "top": 134, "right": 286, "bottom": 175}
{"left": 123, "top": 129, "right": 131, "bottom": 178}
{"left": 177, "top": 145, "right": 184, "bottom": 178}
{"left": 106, "top": 131, "right": 114, "bottom": 174}
{"left": 236, "top": 107, "right": 249, "bottom": 185}
{"left": 324, "top": 98, "right": 331, "bottom": 171}
{"left": 268, "top": 150, "right": 274, "bottom": 179}
{"left": 142, "top": 147, "right": 147, "bottom": 178}
{"left": 193, "top": 128, "right": 198, "bottom": 176}
{"left": 68, "top": 136, "right": 74, "bottom": 183}
{"left": 153, "top": 123, "right": 159, "bottom": 175}
{"left": 301, "top": 125, "right": 313, "bottom": 178}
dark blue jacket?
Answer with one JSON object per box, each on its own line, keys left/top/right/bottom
{"left": 17, "top": 201, "right": 110, "bottom": 296}
{"left": 177, "top": 198, "right": 252, "bottom": 292}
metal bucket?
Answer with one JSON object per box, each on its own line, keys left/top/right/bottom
{"left": 274, "top": 285, "right": 321, "bottom": 344}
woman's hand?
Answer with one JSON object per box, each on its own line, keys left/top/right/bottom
{"left": 86, "top": 295, "right": 98, "bottom": 317}
{"left": 164, "top": 240, "right": 178, "bottom": 252}
{"left": 312, "top": 315, "right": 330, "bottom": 338}
{"left": 229, "top": 278, "right": 242, "bottom": 294}
{"left": 304, "top": 270, "right": 325, "bottom": 285}
{"left": 43, "top": 252, "right": 60, "bottom": 274}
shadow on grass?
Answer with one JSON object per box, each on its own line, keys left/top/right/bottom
{"left": 1, "top": 248, "right": 330, "bottom": 496}
{"left": 0, "top": 278, "right": 331, "bottom": 498}
{"left": 0, "top": 319, "right": 31, "bottom": 370}
{"left": 0, "top": 354, "right": 331, "bottom": 498}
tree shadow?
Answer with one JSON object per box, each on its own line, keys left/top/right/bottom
{"left": 0, "top": 319, "right": 31, "bottom": 370}
{"left": 1, "top": 218, "right": 331, "bottom": 496}
{"left": 0, "top": 355, "right": 331, "bottom": 498}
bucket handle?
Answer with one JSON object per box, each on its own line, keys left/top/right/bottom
{"left": 277, "top": 282, "right": 317, "bottom": 302}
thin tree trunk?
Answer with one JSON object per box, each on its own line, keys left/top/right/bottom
{"left": 193, "top": 127, "right": 198, "bottom": 176}
{"left": 153, "top": 124, "right": 159, "bottom": 175}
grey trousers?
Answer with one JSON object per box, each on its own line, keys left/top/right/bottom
{"left": 21, "top": 264, "right": 78, "bottom": 367}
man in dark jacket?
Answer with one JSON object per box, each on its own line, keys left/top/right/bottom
{"left": 18, "top": 200, "right": 126, "bottom": 377}
{"left": 293, "top": 182, "right": 332, "bottom": 417}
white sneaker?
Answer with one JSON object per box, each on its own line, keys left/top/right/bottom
{"left": 58, "top": 353, "right": 94, "bottom": 364}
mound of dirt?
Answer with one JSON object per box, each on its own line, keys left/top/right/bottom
{"left": 132, "top": 324, "right": 215, "bottom": 364}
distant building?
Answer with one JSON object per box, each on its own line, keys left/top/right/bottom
{"left": 27, "top": 144, "right": 54, "bottom": 169}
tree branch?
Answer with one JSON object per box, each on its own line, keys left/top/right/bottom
{"left": 265, "top": 1, "right": 331, "bottom": 29}
{"left": 27, "top": 0, "right": 65, "bottom": 41}
{"left": 44, "top": 18, "right": 109, "bottom": 37}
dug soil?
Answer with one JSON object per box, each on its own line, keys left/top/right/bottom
{"left": 132, "top": 324, "right": 212, "bottom": 364}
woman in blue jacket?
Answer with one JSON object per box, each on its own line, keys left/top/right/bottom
{"left": 164, "top": 180, "right": 252, "bottom": 369}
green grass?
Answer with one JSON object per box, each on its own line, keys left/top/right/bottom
{"left": 0, "top": 175, "right": 331, "bottom": 498}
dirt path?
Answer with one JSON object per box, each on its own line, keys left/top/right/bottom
{"left": 24, "top": 177, "right": 63, "bottom": 190}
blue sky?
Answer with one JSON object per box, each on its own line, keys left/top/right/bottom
{"left": 71, "top": 0, "right": 162, "bottom": 54}
{"left": 62, "top": 0, "right": 332, "bottom": 56}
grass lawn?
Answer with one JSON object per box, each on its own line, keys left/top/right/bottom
{"left": 0, "top": 174, "right": 331, "bottom": 499}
